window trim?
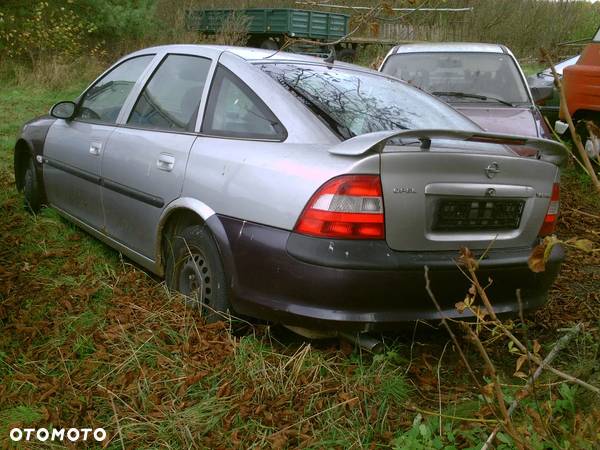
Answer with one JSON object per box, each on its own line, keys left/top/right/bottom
{"left": 73, "top": 54, "right": 156, "bottom": 126}
{"left": 126, "top": 53, "right": 213, "bottom": 133}
{"left": 201, "top": 64, "right": 288, "bottom": 142}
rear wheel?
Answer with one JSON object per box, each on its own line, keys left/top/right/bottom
{"left": 260, "top": 38, "right": 279, "bottom": 50}
{"left": 165, "top": 224, "right": 230, "bottom": 323}
{"left": 23, "top": 157, "right": 43, "bottom": 213}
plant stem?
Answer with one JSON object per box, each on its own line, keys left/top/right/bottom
{"left": 482, "top": 323, "right": 583, "bottom": 450}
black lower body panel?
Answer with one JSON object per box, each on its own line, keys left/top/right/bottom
{"left": 216, "top": 215, "right": 564, "bottom": 332}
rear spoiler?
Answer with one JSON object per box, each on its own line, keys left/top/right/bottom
{"left": 328, "top": 129, "right": 567, "bottom": 167}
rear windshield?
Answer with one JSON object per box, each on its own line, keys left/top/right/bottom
{"left": 381, "top": 52, "right": 530, "bottom": 105}
{"left": 258, "top": 63, "right": 477, "bottom": 139}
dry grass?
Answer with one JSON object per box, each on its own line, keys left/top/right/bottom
{"left": 1, "top": 57, "right": 105, "bottom": 91}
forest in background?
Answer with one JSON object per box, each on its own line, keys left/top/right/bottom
{"left": 1, "top": 0, "right": 598, "bottom": 81}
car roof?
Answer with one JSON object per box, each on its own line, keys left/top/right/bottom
{"left": 390, "top": 42, "right": 508, "bottom": 55}
{"left": 128, "top": 44, "right": 339, "bottom": 63}
{"left": 126, "top": 44, "right": 382, "bottom": 76}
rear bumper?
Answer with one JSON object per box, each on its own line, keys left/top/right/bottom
{"left": 214, "top": 216, "right": 564, "bottom": 332}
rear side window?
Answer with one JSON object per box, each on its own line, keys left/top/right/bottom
{"left": 260, "top": 63, "right": 477, "bottom": 139}
{"left": 202, "top": 65, "right": 285, "bottom": 140}
{"left": 128, "top": 54, "right": 211, "bottom": 131}
{"left": 76, "top": 55, "right": 154, "bottom": 124}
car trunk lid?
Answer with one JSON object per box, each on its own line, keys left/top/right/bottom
{"left": 380, "top": 149, "right": 556, "bottom": 251}
{"left": 328, "top": 129, "right": 565, "bottom": 251}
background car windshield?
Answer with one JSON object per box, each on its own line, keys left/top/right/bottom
{"left": 260, "top": 63, "right": 477, "bottom": 137}
{"left": 381, "top": 52, "right": 530, "bottom": 104}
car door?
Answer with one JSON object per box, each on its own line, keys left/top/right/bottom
{"left": 100, "top": 53, "right": 214, "bottom": 258}
{"left": 43, "top": 54, "right": 155, "bottom": 229}
{"left": 183, "top": 63, "right": 290, "bottom": 226}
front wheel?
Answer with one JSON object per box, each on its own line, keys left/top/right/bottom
{"left": 165, "top": 224, "right": 230, "bottom": 323}
{"left": 23, "top": 157, "right": 44, "bottom": 213}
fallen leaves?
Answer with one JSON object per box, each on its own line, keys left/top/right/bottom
{"left": 528, "top": 236, "right": 560, "bottom": 273}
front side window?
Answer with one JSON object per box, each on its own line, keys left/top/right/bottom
{"left": 128, "top": 54, "right": 211, "bottom": 131}
{"left": 381, "top": 52, "right": 530, "bottom": 105}
{"left": 260, "top": 63, "right": 477, "bottom": 139}
{"left": 76, "top": 55, "right": 154, "bottom": 124}
{"left": 202, "top": 65, "right": 285, "bottom": 140}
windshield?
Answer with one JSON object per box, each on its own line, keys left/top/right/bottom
{"left": 381, "top": 52, "right": 530, "bottom": 105}
{"left": 259, "top": 63, "right": 477, "bottom": 138}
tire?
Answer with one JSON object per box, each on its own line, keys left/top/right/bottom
{"left": 260, "top": 38, "right": 279, "bottom": 50}
{"left": 23, "top": 157, "right": 43, "bottom": 213}
{"left": 337, "top": 48, "right": 356, "bottom": 62}
{"left": 165, "top": 224, "right": 230, "bottom": 323}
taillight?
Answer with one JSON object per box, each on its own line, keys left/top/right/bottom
{"left": 295, "top": 175, "right": 385, "bottom": 239}
{"left": 539, "top": 183, "right": 560, "bottom": 236}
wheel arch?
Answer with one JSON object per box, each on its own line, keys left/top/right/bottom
{"left": 156, "top": 199, "right": 236, "bottom": 286}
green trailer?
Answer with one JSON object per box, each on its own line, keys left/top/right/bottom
{"left": 186, "top": 8, "right": 355, "bottom": 59}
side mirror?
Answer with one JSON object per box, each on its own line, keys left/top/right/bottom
{"left": 50, "top": 101, "right": 76, "bottom": 120}
{"left": 530, "top": 86, "right": 554, "bottom": 105}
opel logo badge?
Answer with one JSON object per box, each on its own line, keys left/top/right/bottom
{"left": 485, "top": 162, "right": 500, "bottom": 179}
{"left": 485, "top": 188, "right": 496, "bottom": 197}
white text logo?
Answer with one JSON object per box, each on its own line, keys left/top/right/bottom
{"left": 9, "top": 428, "right": 107, "bottom": 442}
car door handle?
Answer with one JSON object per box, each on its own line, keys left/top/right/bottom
{"left": 157, "top": 154, "right": 175, "bottom": 172}
{"left": 89, "top": 142, "right": 102, "bottom": 156}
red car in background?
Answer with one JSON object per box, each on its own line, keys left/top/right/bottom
{"left": 561, "top": 26, "right": 600, "bottom": 159}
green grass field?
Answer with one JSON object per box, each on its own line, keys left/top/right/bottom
{"left": 1, "top": 77, "right": 599, "bottom": 449}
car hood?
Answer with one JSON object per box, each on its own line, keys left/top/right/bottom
{"left": 453, "top": 106, "right": 538, "bottom": 137}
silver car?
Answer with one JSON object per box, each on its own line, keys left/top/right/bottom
{"left": 14, "top": 45, "right": 566, "bottom": 331}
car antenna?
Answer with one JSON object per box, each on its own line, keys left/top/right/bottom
{"left": 323, "top": 46, "right": 336, "bottom": 65}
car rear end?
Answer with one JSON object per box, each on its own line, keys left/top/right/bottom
{"left": 226, "top": 57, "right": 565, "bottom": 331}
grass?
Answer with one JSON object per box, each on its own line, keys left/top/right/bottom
{"left": 0, "top": 68, "right": 599, "bottom": 448}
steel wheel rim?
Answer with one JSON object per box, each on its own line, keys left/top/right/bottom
{"left": 178, "top": 250, "right": 213, "bottom": 308}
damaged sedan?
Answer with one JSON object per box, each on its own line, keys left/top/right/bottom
{"left": 14, "top": 45, "right": 566, "bottom": 332}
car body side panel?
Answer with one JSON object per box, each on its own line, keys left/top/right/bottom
{"left": 43, "top": 120, "right": 116, "bottom": 230}
{"left": 19, "top": 116, "right": 56, "bottom": 160}
{"left": 15, "top": 116, "right": 56, "bottom": 188}
{"left": 183, "top": 138, "right": 379, "bottom": 230}
{"left": 101, "top": 128, "right": 197, "bottom": 257}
